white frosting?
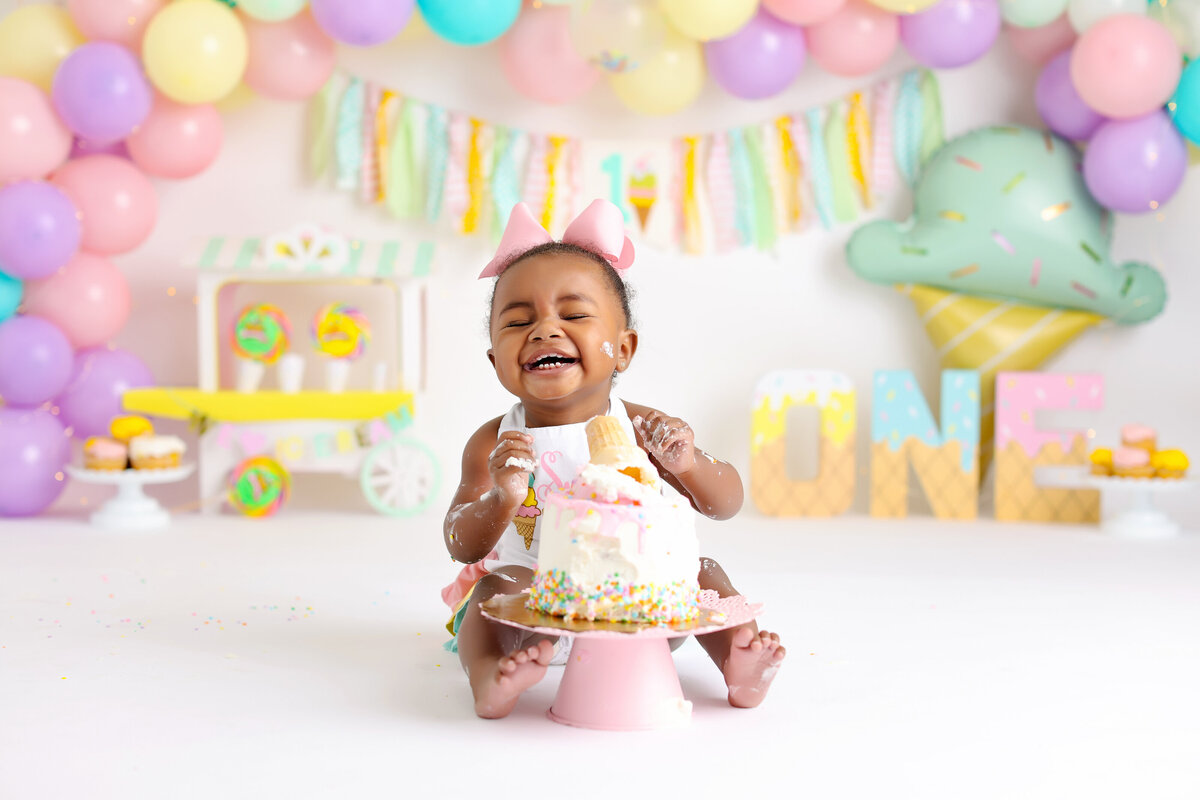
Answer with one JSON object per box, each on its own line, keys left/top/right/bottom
{"left": 503, "top": 456, "right": 536, "bottom": 471}
{"left": 129, "top": 435, "right": 186, "bottom": 458}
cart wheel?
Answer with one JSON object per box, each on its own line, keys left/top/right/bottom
{"left": 359, "top": 437, "right": 440, "bottom": 517}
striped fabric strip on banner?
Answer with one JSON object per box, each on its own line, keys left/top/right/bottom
{"left": 871, "top": 77, "right": 897, "bottom": 200}
{"left": 308, "top": 75, "right": 338, "bottom": 181}
{"left": 360, "top": 82, "right": 381, "bottom": 204}
{"left": 893, "top": 71, "right": 924, "bottom": 187}
{"left": 335, "top": 78, "right": 364, "bottom": 191}
{"left": 824, "top": 101, "right": 857, "bottom": 225}
{"left": 462, "top": 118, "right": 485, "bottom": 234}
{"left": 374, "top": 89, "right": 398, "bottom": 204}
{"left": 542, "top": 135, "right": 567, "bottom": 230}
{"left": 443, "top": 113, "right": 470, "bottom": 226}
{"left": 742, "top": 126, "right": 776, "bottom": 251}
{"left": 805, "top": 107, "right": 834, "bottom": 230}
{"left": 522, "top": 134, "right": 548, "bottom": 222}
{"left": 425, "top": 105, "right": 448, "bottom": 223}
{"left": 705, "top": 132, "right": 739, "bottom": 251}
{"left": 490, "top": 127, "right": 520, "bottom": 240}
{"left": 726, "top": 128, "right": 755, "bottom": 247}
{"left": 681, "top": 136, "right": 703, "bottom": 254}
{"left": 846, "top": 90, "right": 872, "bottom": 209}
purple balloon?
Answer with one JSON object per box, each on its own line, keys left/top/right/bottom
{"left": 310, "top": 0, "right": 415, "bottom": 46}
{"left": 0, "top": 181, "right": 81, "bottom": 280}
{"left": 55, "top": 346, "right": 154, "bottom": 439}
{"left": 1036, "top": 52, "right": 1104, "bottom": 141}
{"left": 706, "top": 9, "right": 806, "bottom": 100}
{"left": 1084, "top": 111, "right": 1187, "bottom": 214}
{"left": 51, "top": 42, "right": 151, "bottom": 145}
{"left": 0, "top": 406, "right": 70, "bottom": 517}
{"left": 899, "top": 0, "right": 1000, "bottom": 69}
{"left": 70, "top": 136, "right": 131, "bottom": 160}
{"left": 0, "top": 315, "right": 74, "bottom": 408}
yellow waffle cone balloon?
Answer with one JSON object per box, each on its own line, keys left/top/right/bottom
{"left": 899, "top": 284, "right": 1102, "bottom": 471}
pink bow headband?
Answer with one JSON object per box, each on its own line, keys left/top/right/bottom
{"left": 478, "top": 199, "right": 635, "bottom": 280}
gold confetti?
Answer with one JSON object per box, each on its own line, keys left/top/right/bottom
{"left": 950, "top": 264, "right": 980, "bottom": 279}
{"left": 939, "top": 210, "right": 966, "bottom": 222}
{"left": 1041, "top": 202, "right": 1070, "bottom": 221}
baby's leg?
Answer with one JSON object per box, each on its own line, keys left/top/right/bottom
{"left": 694, "top": 557, "right": 787, "bottom": 708}
{"left": 455, "top": 566, "right": 557, "bottom": 719}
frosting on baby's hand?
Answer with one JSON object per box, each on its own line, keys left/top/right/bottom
{"left": 503, "top": 456, "right": 536, "bottom": 472}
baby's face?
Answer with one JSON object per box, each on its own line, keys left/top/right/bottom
{"left": 488, "top": 252, "right": 635, "bottom": 414}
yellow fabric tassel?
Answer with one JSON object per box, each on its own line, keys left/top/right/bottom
{"left": 846, "top": 91, "right": 872, "bottom": 209}
{"left": 775, "top": 116, "right": 802, "bottom": 228}
{"left": 462, "top": 118, "right": 485, "bottom": 234}
{"left": 542, "top": 135, "right": 567, "bottom": 230}
{"left": 374, "top": 90, "right": 398, "bottom": 204}
{"left": 682, "top": 136, "right": 703, "bottom": 254}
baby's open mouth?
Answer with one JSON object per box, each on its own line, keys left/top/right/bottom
{"left": 524, "top": 354, "right": 578, "bottom": 371}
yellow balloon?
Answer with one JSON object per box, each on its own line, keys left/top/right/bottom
{"left": 143, "top": 0, "right": 248, "bottom": 104}
{"left": 215, "top": 82, "right": 258, "bottom": 114}
{"left": 864, "top": 0, "right": 940, "bottom": 12}
{"left": 660, "top": 0, "right": 756, "bottom": 42}
{"left": 610, "top": 26, "right": 704, "bottom": 115}
{"left": 0, "top": 6, "right": 85, "bottom": 92}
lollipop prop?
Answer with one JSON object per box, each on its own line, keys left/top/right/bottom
{"left": 228, "top": 455, "right": 290, "bottom": 517}
{"left": 231, "top": 304, "right": 291, "bottom": 392}
{"left": 312, "top": 302, "right": 370, "bottom": 393}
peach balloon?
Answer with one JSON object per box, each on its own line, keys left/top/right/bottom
{"left": 1070, "top": 14, "right": 1182, "bottom": 118}
{"left": 763, "top": 0, "right": 847, "bottom": 26}
{"left": 23, "top": 251, "right": 131, "bottom": 348}
{"left": 66, "top": 0, "right": 165, "bottom": 50}
{"left": 51, "top": 156, "right": 157, "bottom": 256}
{"left": 0, "top": 78, "right": 72, "bottom": 183}
{"left": 806, "top": 0, "right": 899, "bottom": 77}
{"left": 242, "top": 10, "right": 337, "bottom": 101}
{"left": 1005, "top": 14, "right": 1077, "bottom": 65}
{"left": 127, "top": 94, "right": 223, "bottom": 179}
{"left": 500, "top": 5, "right": 598, "bottom": 104}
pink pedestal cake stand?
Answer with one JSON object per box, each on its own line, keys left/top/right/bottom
{"left": 481, "top": 589, "right": 761, "bottom": 731}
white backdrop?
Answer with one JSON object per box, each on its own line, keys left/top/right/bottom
{"left": 18, "top": 8, "right": 1197, "bottom": 528}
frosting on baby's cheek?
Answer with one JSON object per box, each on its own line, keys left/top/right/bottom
{"left": 601, "top": 341, "right": 614, "bottom": 357}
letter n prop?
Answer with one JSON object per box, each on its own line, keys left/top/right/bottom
{"left": 750, "top": 370, "right": 855, "bottom": 517}
{"left": 870, "top": 370, "right": 980, "bottom": 519}
{"left": 994, "top": 372, "right": 1101, "bottom": 523}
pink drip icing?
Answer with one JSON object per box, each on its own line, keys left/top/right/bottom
{"left": 553, "top": 491, "right": 649, "bottom": 553}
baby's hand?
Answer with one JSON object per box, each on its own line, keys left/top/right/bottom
{"left": 634, "top": 411, "right": 695, "bottom": 476}
{"left": 488, "top": 431, "right": 535, "bottom": 508}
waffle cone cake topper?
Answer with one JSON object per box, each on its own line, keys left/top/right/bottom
{"left": 585, "top": 415, "right": 659, "bottom": 487}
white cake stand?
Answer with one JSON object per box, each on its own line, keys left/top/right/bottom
{"left": 65, "top": 464, "right": 195, "bottom": 531}
{"left": 1035, "top": 466, "right": 1195, "bottom": 539}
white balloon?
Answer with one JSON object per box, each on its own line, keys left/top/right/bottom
{"left": 1067, "top": 0, "right": 1145, "bottom": 33}
{"left": 1149, "top": 0, "right": 1200, "bottom": 57}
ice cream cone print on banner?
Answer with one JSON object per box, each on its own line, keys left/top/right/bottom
{"left": 750, "top": 370, "right": 855, "bottom": 517}
{"left": 870, "top": 370, "right": 980, "bottom": 520}
{"left": 847, "top": 126, "right": 1166, "bottom": 472}
{"left": 626, "top": 158, "right": 658, "bottom": 231}
{"left": 993, "top": 372, "right": 1102, "bottom": 523}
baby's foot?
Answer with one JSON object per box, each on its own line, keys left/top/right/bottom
{"left": 473, "top": 640, "right": 556, "bottom": 719}
{"left": 724, "top": 628, "right": 786, "bottom": 708}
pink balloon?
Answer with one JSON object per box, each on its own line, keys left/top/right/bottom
{"left": 1070, "top": 15, "right": 1182, "bottom": 119}
{"left": 22, "top": 252, "right": 131, "bottom": 348}
{"left": 126, "top": 94, "right": 222, "bottom": 179}
{"left": 1005, "top": 14, "right": 1076, "bottom": 65}
{"left": 67, "top": 0, "right": 165, "bottom": 49}
{"left": 0, "top": 78, "right": 72, "bottom": 183}
{"left": 763, "top": 0, "right": 846, "bottom": 26}
{"left": 243, "top": 10, "right": 337, "bottom": 101}
{"left": 499, "top": 5, "right": 598, "bottom": 104}
{"left": 51, "top": 156, "right": 157, "bottom": 256}
{"left": 806, "top": 0, "right": 898, "bottom": 77}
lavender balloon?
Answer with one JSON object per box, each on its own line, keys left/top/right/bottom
{"left": 0, "top": 406, "right": 70, "bottom": 517}
{"left": 310, "top": 0, "right": 414, "bottom": 46}
{"left": 0, "top": 315, "right": 74, "bottom": 408}
{"left": 55, "top": 346, "right": 154, "bottom": 439}
{"left": 706, "top": 9, "right": 806, "bottom": 100}
{"left": 1036, "top": 51, "right": 1104, "bottom": 141}
{"left": 0, "top": 181, "right": 81, "bottom": 280}
{"left": 899, "top": 0, "right": 1000, "bottom": 69}
{"left": 1084, "top": 111, "right": 1187, "bottom": 214}
{"left": 52, "top": 42, "right": 152, "bottom": 145}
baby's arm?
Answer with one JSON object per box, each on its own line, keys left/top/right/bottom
{"left": 624, "top": 402, "right": 744, "bottom": 521}
{"left": 443, "top": 418, "right": 536, "bottom": 563}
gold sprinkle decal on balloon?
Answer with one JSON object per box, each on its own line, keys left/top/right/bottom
{"left": 939, "top": 210, "right": 966, "bottom": 222}
{"left": 1041, "top": 202, "right": 1070, "bottom": 221}
{"left": 955, "top": 156, "right": 982, "bottom": 171}
{"left": 1002, "top": 172, "right": 1025, "bottom": 193}
{"left": 950, "top": 264, "right": 979, "bottom": 279}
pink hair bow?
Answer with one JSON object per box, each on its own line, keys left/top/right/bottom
{"left": 478, "top": 199, "right": 635, "bottom": 279}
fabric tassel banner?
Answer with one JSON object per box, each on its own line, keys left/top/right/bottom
{"left": 309, "top": 69, "right": 944, "bottom": 255}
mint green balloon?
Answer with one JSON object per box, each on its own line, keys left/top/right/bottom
{"left": 239, "top": 0, "right": 307, "bottom": 22}
{"left": 1000, "top": 0, "right": 1068, "bottom": 28}
{"left": 846, "top": 126, "right": 1166, "bottom": 324}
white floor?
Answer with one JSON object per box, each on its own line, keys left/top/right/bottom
{"left": 2, "top": 509, "right": 1198, "bottom": 799}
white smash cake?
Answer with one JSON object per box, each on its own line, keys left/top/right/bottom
{"left": 526, "top": 415, "right": 700, "bottom": 624}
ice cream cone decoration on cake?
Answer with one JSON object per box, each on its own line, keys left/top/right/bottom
{"left": 586, "top": 415, "right": 659, "bottom": 488}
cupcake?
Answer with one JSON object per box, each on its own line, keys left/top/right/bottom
{"left": 129, "top": 435, "right": 186, "bottom": 470}
{"left": 1120, "top": 424, "right": 1156, "bottom": 454}
{"left": 1112, "top": 446, "right": 1154, "bottom": 478}
{"left": 1088, "top": 447, "right": 1112, "bottom": 477}
{"left": 83, "top": 437, "right": 128, "bottom": 471}
{"left": 111, "top": 415, "right": 153, "bottom": 444}
{"left": 1151, "top": 449, "right": 1189, "bottom": 479}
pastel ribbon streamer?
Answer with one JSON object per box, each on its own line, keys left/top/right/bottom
{"left": 775, "top": 116, "right": 803, "bottom": 229}
{"left": 308, "top": 74, "right": 338, "bottom": 181}
{"left": 425, "top": 105, "right": 448, "bottom": 223}
{"left": 681, "top": 135, "right": 703, "bottom": 254}
{"left": 726, "top": 128, "right": 755, "bottom": 247}
{"left": 463, "top": 118, "right": 486, "bottom": 234}
{"left": 443, "top": 112, "right": 470, "bottom": 226}
{"left": 374, "top": 89, "right": 398, "bottom": 204}
{"left": 893, "top": 70, "right": 924, "bottom": 187}
{"left": 385, "top": 99, "right": 422, "bottom": 219}
{"left": 790, "top": 115, "right": 814, "bottom": 231}
{"left": 871, "top": 77, "right": 897, "bottom": 200}
{"left": 490, "top": 126, "right": 521, "bottom": 241}
{"left": 335, "top": 77, "right": 364, "bottom": 191}
{"left": 359, "top": 82, "right": 381, "bottom": 204}
{"left": 705, "top": 132, "right": 740, "bottom": 251}
{"left": 824, "top": 101, "right": 857, "bottom": 225}
{"left": 918, "top": 70, "right": 945, "bottom": 167}
{"left": 522, "top": 134, "right": 548, "bottom": 223}
{"left": 847, "top": 90, "right": 872, "bottom": 210}
{"left": 742, "top": 126, "right": 777, "bottom": 251}
{"left": 542, "top": 135, "right": 567, "bottom": 230}
{"left": 805, "top": 107, "right": 835, "bottom": 230}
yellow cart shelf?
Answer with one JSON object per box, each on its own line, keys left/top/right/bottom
{"left": 123, "top": 387, "right": 414, "bottom": 423}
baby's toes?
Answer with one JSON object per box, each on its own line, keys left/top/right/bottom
{"left": 533, "top": 640, "right": 556, "bottom": 665}
{"left": 732, "top": 626, "right": 754, "bottom": 649}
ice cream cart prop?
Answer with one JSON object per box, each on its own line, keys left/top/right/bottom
{"left": 123, "top": 227, "right": 439, "bottom": 517}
